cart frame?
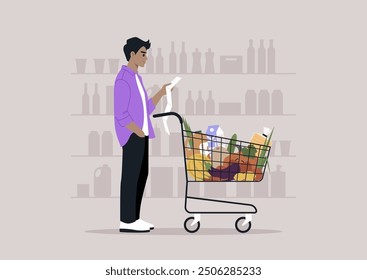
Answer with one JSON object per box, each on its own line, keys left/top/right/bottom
{"left": 153, "top": 112, "right": 271, "bottom": 233}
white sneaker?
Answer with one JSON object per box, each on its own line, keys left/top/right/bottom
{"left": 137, "top": 219, "right": 154, "bottom": 230}
{"left": 119, "top": 220, "right": 150, "bottom": 233}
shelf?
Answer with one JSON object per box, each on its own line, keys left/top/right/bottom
{"left": 71, "top": 114, "right": 113, "bottom": 116}
{"left": 71, "top": 196, "right": 297, "bottom": 199}
{"left": 70, "top": 155, "right": 296, "bottom": 159}
{"left": 270, "top": 155, "right": 296, "bottom": 158}
{"left": 70, "top": 113, "right": 296, "bottom": 117}
{"left": 71, "top": 72, "right": 296, "bottom": 76}
{"left": 182, "top": 114, "right": 297, "bottom": 117}
{"left": 71, "top": 155, "right": 120, "bottom": 158}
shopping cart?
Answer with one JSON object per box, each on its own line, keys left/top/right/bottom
{"left": 153, "top": 112, "right": 271, "bottom": 233}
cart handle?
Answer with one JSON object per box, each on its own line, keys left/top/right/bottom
{"left": 153, "top": 112, "right": 183, "bottom": 124}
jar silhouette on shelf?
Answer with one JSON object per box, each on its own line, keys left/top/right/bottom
{"left": 92, "top": 83, "right": 100, "bottom": 115}
{"left": 205, "top": 90, "right": 215, "bottom": 115}
{"left": 82, "top": 83, "right": 89, "bottom": 115}
{"left": 88, "top": 131, "right": 100, "bottom": 156}
{"left": 108, "top": 58, "right": 119, "bottom": 74}
{"left": 247, "top": 39, "right": 255, "bottom": 74}
{"left": 195, "top": 90, "right": 205, "bottom": 115}
{"left": 179, "top": 41, "right": 187, "bottom": 74}
{"left": 258, "top": 89, "right": 270, "bottom": 115}
{"left": 267, "top": 39, "right": 275, "bottom": 74}
{"left": 94, "top": 58, "right": 105, "bottom": 74}
{"left": 75, "top": 58, "right": 87, "bottom": 74}
{"left": 258, "top": 39, "right": 266, "bottom": 74}
{"left": 272, "top": 89, "right": 283, "bottom": 115}
{"left": 185, "top": 90, "right": 195, "bottom": 115}
{"left": 101, "top": 131, "right": 113, "bottom": 156}
{"left": 280, "top": 140, "right": 291, "bottom": 156}
{"left": 156, "top": 48, "right": 164, "bottom": 74}
{"left": 94, "top": 164, "right": 111, "bottom": 197}
{"left": 245, "top": 89, "right": 257, "bottom": 115}
{"left": 169, "top": 41, "right": 177, "bottom": 74}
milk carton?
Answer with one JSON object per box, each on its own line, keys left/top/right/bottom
{"left": 206, "top": 125, "right": 224, "bottom": 149}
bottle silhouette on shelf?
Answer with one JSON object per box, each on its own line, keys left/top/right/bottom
{"left": 169, "top": 42, "right": 177, "bottom": 74}
{"left": 258, "top": 39, "right": 266, "bottom": 74}
{"left": 146, "top": 50, "right": 154, "bottom": 74}
{"left": 82, "top": 83, "right": 89, "bottom": 115}
{"left": 94, "top": 164, "right": 111, "bottom": 197}
{"left": 195, "top": 90, "right": 205, "bottom": 115}
{"left": 172, "top": 87, "right": 179, "bottom": 112}
{"left": 258, "top": 89, "right": 270, "bottom": 115}
{"left": 179, "top": 42, "right": 187, "bottom": 74}
{"left": 271, "top": 165, "right": 286, "bottom": 197}
{"left": 267, "top": 39, "right": 275, "bottom": 74}
{"left": 247, "top": 39, "right": 255, "bottom": 74}
{"left": 105, "top": 85, "right": 114, "bottom": 115}
{"left": 185, "top": 90, "right": 195, "bottom": 115}
{"left": 205, "top": 90, "right": 215, "bottom": 115}
{"left": 192, "top": 48, "right": 202, "bottom": 74}
{"left": 204, "top": 48, "right": 215, "bottom": 74}
{"left": 101, "top": 131, "right": 113, "bottom": 156}
{"left": 272, "top": 89, "right": 283, "bottom": 115}
{"left": 156, "top": 48, "right": 164, "bottom": 74}
{"left": 245, "top": 89, "right": 257, "bottom": 115}
{"left": 92, "top": 83, "right": 100, "bottom": 115}
{"left": 88, "top": 131, "right": 100, "bottom": 156}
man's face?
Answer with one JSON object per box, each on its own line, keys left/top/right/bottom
{"left": 130, "top": 46, "right": 147, "bottom": 67}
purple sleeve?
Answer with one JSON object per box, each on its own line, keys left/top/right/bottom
{"left": 114, "top": 80, "right": 133, "bottom": 127}
{"left": 147, "top": 98, "right": 156, "bottom": 115}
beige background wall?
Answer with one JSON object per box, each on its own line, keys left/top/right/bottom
{"left": 0, "top": 0, "right": 366, "bottom": 259}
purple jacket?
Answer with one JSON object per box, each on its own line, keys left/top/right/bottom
{"left": 114, "top": 65, "right": 156, "bottom": 147}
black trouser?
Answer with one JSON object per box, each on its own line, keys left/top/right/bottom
{"left": 120, "top": 134, "right": 149, "bottom": 223}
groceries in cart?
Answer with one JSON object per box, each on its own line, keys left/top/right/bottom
{"left": 183, "top": 118, "right": 273, "bottom": 182}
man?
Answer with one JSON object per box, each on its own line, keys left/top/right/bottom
{"left": 114, "top": 37, "right": 171, "bottom": 233}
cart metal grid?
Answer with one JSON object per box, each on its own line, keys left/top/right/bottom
{"left": 153, "top": 112, "right": 271, "bottom": 233}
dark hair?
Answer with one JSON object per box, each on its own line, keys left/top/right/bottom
{"left": 123, "top": 37, "right": 151, "bottom": 61}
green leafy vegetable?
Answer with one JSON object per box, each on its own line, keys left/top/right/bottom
{"left": 241, "top": 144, "right": 257, "bottom": 158}
{"left": 204, "top": 162, "right": 212, "bottom": 171}
{"left": 183, "top": 118, "right": 193, "bottom": 148}
{"left": 227, "top": 134, "right": 237, "bottom": 154}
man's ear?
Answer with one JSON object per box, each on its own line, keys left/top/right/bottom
{"left": 130, "top": 51, "right": 135, "bottom": 58}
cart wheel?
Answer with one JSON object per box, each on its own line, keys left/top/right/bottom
{"left": 184, "top": 217, "right": 200, "bottom": 233}
{"left": 235, "top": 217, "right": 252, "bottom": 233}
